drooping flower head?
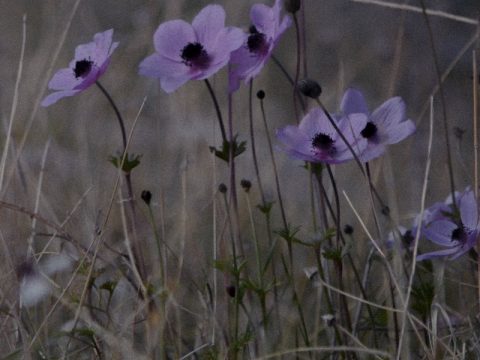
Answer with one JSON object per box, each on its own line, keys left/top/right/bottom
{"left": 417, "top": 188, "right": 479, "bottom": 261}
{"left": 276, "top": 107, "right": 368, "bottom": 164}
{"left": 340, "top": 88, "right": 416, "bottom": 162}
{"left": 229, "top": 0, "right": 291, "bottom": 92}
{"left": 139, "top": 5, "right": 244, "bottom": 93}
{"left": 41, "top": 29, "right": 119, "bottom": 107}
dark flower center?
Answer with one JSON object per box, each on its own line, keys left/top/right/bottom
{"left": 73, "top": 59, "right": 94, "bottom": 78}
{"left": 181, "top": 42, "right": 210, "bottom": 68}
{"left": 451, "top": 226, "right": 467, "bottom": 243}
{"left": 361, "top": 122, "right": 378, "bottom": 138}
{"left": 312, "top": 133, "right": 334, "bottom": 150}
{"left": 402, "top": 230, "right": 414, "bottom": 247}
{"left": 247, "top": 25, "right": 266, "bottom": 53}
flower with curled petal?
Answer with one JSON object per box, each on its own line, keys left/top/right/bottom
{"left": 41, "top": 29, "right": 118, "bottom": 107}
{"left": 276, "top": 107, "right": 368, "bottom": 164}
{"left": 340, "top": 88, "right": 416, "bottom": 162}
{"left": 139, "top": 5, "right": 245, "bottom": 93}
{"left": 229, "top": 0, "right": 291, "bottom": 92}
{"left": 417, "top": 188, "right": 479, "bottom": 261}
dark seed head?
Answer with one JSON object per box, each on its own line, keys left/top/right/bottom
{"left": 73, "top": 59, "right": 94, "bottom": 78}
{"left": 226, "top": 285, "right": 236, "bottom": 298}
{"left": 360, "top": 122, "right": 378, "bottom": 138}
{"left": 141, "top": 190, "right": 152, "bottom": 205}
{"left": 343, "top": 224, "right": 354, "bottom": 235}
{"left": 402, "top": 230, "right": 414, "bottom": 246}
{"left": 218, "top": 183, "right": 228, "bottom": 194}
{"left": 240, "top": 179, "right": 252, "bottom": 192}
{"left": 181, "top": 42, "right": 210, "bottom": 68}
{"left": 312, "top": 133, "right": 334, "bottom": 151}
{"left": 298, "top": 79, "right": 322, "bottom": 98}
{"left": 256, "top": 90, "right": 265, "bottom": 99}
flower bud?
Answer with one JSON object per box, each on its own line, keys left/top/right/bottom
{"left": 218, "top": 183, "right": 228, "bottom": 194}
{"left": 226, "top": 285, "right": 236, "bottom": 298}
{"left": 141, "top": 190, "right": 152, "bottom": 205}
{"left": 240, "top": 179, "right": 252, "bottom": 192}
{"left": 343, "top": 224, "right": 354, "bottom": 235}
{"left": 298, "top": 78, "right": 322, "bottom": 98}
{"left": 256, "top": 90, "right": 265, "bottom": 100}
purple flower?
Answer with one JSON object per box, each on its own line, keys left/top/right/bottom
{"left": 139, "top": 5, "right": 245, "bottom": 93}
{"left": 340, "top": 88, "right": 416, "bottom": 162}
{"left": 417, "top": 188, "right": 479, "bottom": 261}
{"left": 276, "top": 107, "right": 368, "bottom": 164}
{"left": 41, "top": 29, "right": 118, "bottom": 107}
{"left": 229, "top": 0, "right": 291, "bottom": 92}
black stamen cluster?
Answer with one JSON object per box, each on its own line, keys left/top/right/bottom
{"left": 74, "top": 59, "right": 94, "bottom": 78}
{"left": 181, "top": 42, "right": 210, "bottom": 68}
{"left": 312, "top": 133, "right": 334, "bottom": 150}
{"left": 361, "top": 122, "right": 378, "bottom": 138}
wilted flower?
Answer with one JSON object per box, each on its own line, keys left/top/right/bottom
{"left": 417, "top": 188, "right": 479, "bottom": 261}
{"left": 41, "top": 29, "right": 119, "bottom": 107}
{"left": 276, "top": 107, "right": 367, "bottom": 164}
{"left": 340, "top": 88, "right": 416, "bottom": 162}
{"left": 229, "top": 0, "right": 291, "bottom": 92}
{"left": 139, "top": 5, "right": 244, "bottom": 93}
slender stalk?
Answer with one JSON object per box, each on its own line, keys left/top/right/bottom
{"left": 95, "top": 81, "right": 143, "bottom": 279}
{"left": 258, "top": 94, "right": 288, "bottom": 230}
{"left": 292, "top": 13, "right": 302, "bottom": 123}
{"left": 248, "top": 81, "right": 266, "bottom": 205}
{"left": 418, "top": 0, "right": 457, "bottom": 210}
{"left": 205, "top": 79, "right": 227, "bottom": 143}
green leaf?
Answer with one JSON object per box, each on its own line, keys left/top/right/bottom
{"left": 209, "top": 135, "right": 246, "bottom": 163}
{"left": 109, "top": 152, "right": 142, "bottom": 173}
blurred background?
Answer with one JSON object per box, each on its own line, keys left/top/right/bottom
{"left": 0, "top": 0, "right": 479, "bottom": 355}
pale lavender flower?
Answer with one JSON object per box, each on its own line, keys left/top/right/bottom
{"left": 276, "top": 107, "right": 368, "bottom": 164}
{"left": 340, "top": 88, "right": 416, "bottom": 162}
{"left": 229, "top": 0, "right": 291, "bottom": 92}
{"left": 139, "top": 5, "right": 244, "bottom": 93}
{"left": 41, "top": 29, "right": 118, "bottom": 107}
{"left": 417, "top": 188, "right": 479, "bottom": 261}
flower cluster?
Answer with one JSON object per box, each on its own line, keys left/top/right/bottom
{"left": 414, "top": 188, "right": 479, "bottom": 261}
{"left": 276, "top": 88, "right": 416, "bottom": 164}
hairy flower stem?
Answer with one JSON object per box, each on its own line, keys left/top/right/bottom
{"left": 95, "top": 81, "right": 145, "bottom": 278}
{"left": 205, "top": 79, "right": 228, "bottom": 144}
{"left": 418, "top": 0, "right": 457, "bottom": 211}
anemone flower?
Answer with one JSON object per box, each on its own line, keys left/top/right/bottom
{"left": 340, "top": 88, "right": 416, "bottom": 162}
{"left": 276, "top": 107, "right": 367, "bottom": 164}
{"left": 229, "top": 0, "right": 291, "bottom": 92}
{"left": 139, "top": 5, "right": 244, "bottom": 93}
{"left": 41, "top": 29, "right": 118, "bottom": 107}
{"left": 417, "top": 188, "right": 479, "bottom": 261}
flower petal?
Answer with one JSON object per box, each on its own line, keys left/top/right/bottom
{"left": 423, "top": 220, "right": 457, "bottom": 246}
{"left": 47, "top": 68, "right": 82, "bottom": 90}
{"left": 41, "top": 90, "right": 81, "bottom": 107}
{"left": 153, "top": 20, "right": 195, "bottom": 61}
{"left": 371, "top": 97, "right": 405, "bottom": 129}
{"left": 251, "top": 3, "right": 275, "bottom": 39}
{"left": 139, "top": 53, "right": 188, "bottom": 79}
{"left": 276, "top": 125, "right": 313, "bottom": 156}
{"left": 383, "top": 119, "right": 415, "bottom": 144}
{"left": 340, "top": 88, "right": 369, "bottom": 115}
{"left": 192, "top": 5, "right": 226, "bottom": 51}
{"left": 299, "top": 107, "right": 326, "bottom": 136}
{"left": 460, "top": 189, "right": 478, "bottom": 230}
{"left": 416, "top": 247, "right": 459, "bottom": 261}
